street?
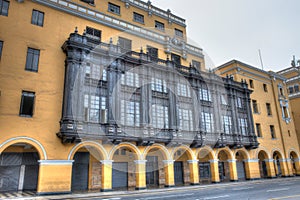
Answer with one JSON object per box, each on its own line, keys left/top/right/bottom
{"left": 17, "top": 177, "right": 300, "bottom": 200}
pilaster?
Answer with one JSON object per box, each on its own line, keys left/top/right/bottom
{"left": 163, "top": 160, "right": 175, "bottom": 187}
{"left": 100, "top": 160, "right": 113, "bottom": 192}
{"left": 209, "top": 159, "right": 220, "bottom": 183}
{"left": 187, "top": 160, "right": 199, "bottom": 185}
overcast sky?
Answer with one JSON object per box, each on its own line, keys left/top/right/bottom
{"left": 151, "top": 0, "right": 300, "bottom": 71}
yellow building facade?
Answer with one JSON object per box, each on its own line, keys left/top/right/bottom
{"left": 278, "top": 60, "right": 300, "bottom": 148}
{"left": 0, "top": 0, "right": 299, "bottom": 195}
{"left": 216, "top": 60, "right": 300, "bottom": 179}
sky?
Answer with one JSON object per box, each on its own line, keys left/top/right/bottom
{"left": 151, "top": 0, "right": 300, "bottom": 71}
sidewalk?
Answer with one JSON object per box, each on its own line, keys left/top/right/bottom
{"left": 1, "top": 176, "right": 299, "bottom": 200}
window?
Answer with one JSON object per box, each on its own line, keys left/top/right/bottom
{"left": 108, "top": 3, "right": 120, "bottom": 15}
{"left": 192, "top": 60, "right": 201, "bottom": 69}
{"left": 237, "top": 97, "right": 243, "bottom": 108}
{"left": 289, "top": 86, "right": 294, "bottom": 94}
{"left": 147, "top": 46, "right": 158, "bottom": 62}
{"left": 25, "top": 48, "right": 40, "bottom": 72}
{"left": 221, "top": 94, "right": 227, "bottom": 105}
{"left": 249, "top": 79, "right": 254, "bottom": 88}
{"left": 295, "top": 85, "right": 299, "bottom": 93}
{"left": 283, "top": 106, "right": 289, "bottom": 119}
{"left": 0, "top": 40, "right": 3, "bottom": 60}
{"left": 151, "top": 78, "right": 167, "bottom": 93}
{"left": 270, "top": 125, "right": 276, "bottom": 139}
{"left": 19, "top": 91, "right": 35, "bottom": 117}
{"left": 118, "top": 37, "right": 132, "bottom": 53}
{"left": 279, "top": 86, "right": 284, "bottom": 96}
{"left": 252, "top": 100, "right": 258, "bottom": 113}
{"left": 201, "top": 112, "right": 214, "bottom": 133}
{"left": 266, "top": 103, "right": 272, "bottom": 116}
{"left": 222, "top": 116, "right": 232, "bottom": 134}
{"left": 239, "top": 118, "right": 248, "bottom": 135}
{"left": 199, "top": 88, "right": 211, "bottom": 102}
{"left": 86, "top": 27, "right": 101, "bottom": 40}
{"left": 155, "top": 20, "right": 165, "bottom": 31}
{"left": 178, "top": 108, "right": 193, "bottom": 131}
{"left": 120, "top": 100, "right": 140, "bottom": 126}
{"left": 0, "top": 0, "right": 9, "bottom": 16}
{"left": 121, "top": 72, "right": 139, "bottom": 87}
{"left": 80, "top": 0, "right": 95, "bottom": 5}
{"left": 256, "top": 123, "right": 262, "bottom": 137}
{"left": 151, "top": 104, "right": 169, "bottom": 129}
{"left": 175, "top": 28, "right": 183, "bottom": 37}
{"left": 84, "top": 95, "right": 106, "bottom": 123}
{"left": 263, "top": 84, "right": 268, "bottom": 92}
{"left": 31, "top": 10, "right": 44, "bottom": 27}
{"left": 85, "top": 62, "right": 107, "bottom": 81}
{"left": 133, "top": 12, "right": 144, "bottom": 24}
{"left": 177, "top": 83, "right": 191, "bottom": 97}
{"left": 171, "top": 53, "right": 181, "bottom": 66}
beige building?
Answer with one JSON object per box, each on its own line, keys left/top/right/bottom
{"left": 278, "top": 58, "right": 300, "bottom": 149}
{"left": 216, "top": 60, "right": 300, "bottom": 178}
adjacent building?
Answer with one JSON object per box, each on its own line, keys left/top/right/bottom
{"left": 0, "top": 0, "right": 299, "bottom": 195}
{"left": 216, "top": 60, "right": 300, "bottom": 179}
{"left": 278, "top": 58, "right": 300, "bottom": 149}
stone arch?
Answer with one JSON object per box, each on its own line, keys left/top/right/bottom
{"left": 108, "top": 142, "right": 142, "bottom": 160}
{"left": 215, "top": 147, "right": 234, "bottom": 160}
{"left": 289, "top": 149, "right": 299, "bottom": 159}
{"left": 171, "top": 145, "right": 196, "bottom": 160}
{"left": 196, "top": 146, "right": 216, "bottom": 160}
{"left": 271, "top": 148, "right": 284, "bottom": 159}
{"left": 68, "top": 141, "right": 108, "bottom": 160}
{"left": 0, "top": 136, "right": 47, "bottom": 160}
{"left": 234, "top": 148, "right": 250, "bottom": 160}
{"left": 255, "top": 147, "right": 271, "bottom": 159}
{"left": 142, "top": 143, "right": 171, "bottom": 160}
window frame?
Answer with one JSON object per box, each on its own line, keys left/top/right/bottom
{"left": 270, "top": 125, "right": 276, "bottom": 139}
{"left": 0, "top": 0, "right": 9, "bottom": 17}
{"left": 151, "top": 104, "right": 169, "bottom": 129}
{"left": 19, "top": 91, "right": 35, "bottom": 117}
{"left": 266, "top": 103, "right": 272, "bottom": 116}
{"left": 25, "top": 47, "right": 40, "bottom": 72}
{"left": 175, "top": 28, "right": 183, "bottom": 37}
{"left": 84, "top": 94, "right": 107, "bottom": 123}
{"left": 178, "top": 108, "right": 193, "bottom": 131}
{"left": 155, "top": 20, "right": 165, "bottom": 31}
{"left": 118, "top": 37, "right": 132, "bottom": 53}
{"left": 108, "top": 2, "right": 120, "bottom": 15}
{"left": 201, "top": 112, "right": 214, "bottom": 133}
{"left": 256, "top": 123, "right": 262, "bottom": 137}
{"left": 0, "top": 40, "right": 3, "bottom": 60}
{"left": 31, "top": 9, "right": 44, "bottom": 27}
{"left": 263, "top": 84, "right": 268, "bottom": 92}
{"left": 249, "top": 79, "right": 254, "bottom": 89}
{"left": 222, "top": 115, "right": 232, "bottom": 134}
{"left": 120, "top": 100, "right": 140, "bottom": 127}
{"left": 133, "top": 12, "right": 144, "bottom": 24}
{"left": 252, "top": 100, "right": 259, "bottom": 114}
{"left": 171, "top": 53, "right": 181, "bottom": 66}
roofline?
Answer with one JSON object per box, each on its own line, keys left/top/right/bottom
{"left": 214, "top": 59, "right": 286, "bottom": 81}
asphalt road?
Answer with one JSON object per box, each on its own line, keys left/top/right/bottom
{"left": 75, "top": 178, "right": 300, "bottom": 200}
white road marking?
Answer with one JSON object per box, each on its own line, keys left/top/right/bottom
{"left": 232, "top": 186, "right": 254, "bottom": 191}
{"left": 144, "top": 193, "right": 194, "bottom": 199}
{"left": 203, "top": 195, "right": 230, "bottom": 200}
{"left": 267, "top": 188, "right": 290, "bottom": 192}
{"left": 278, "top": 183, "right": 293, "bottom": 186}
